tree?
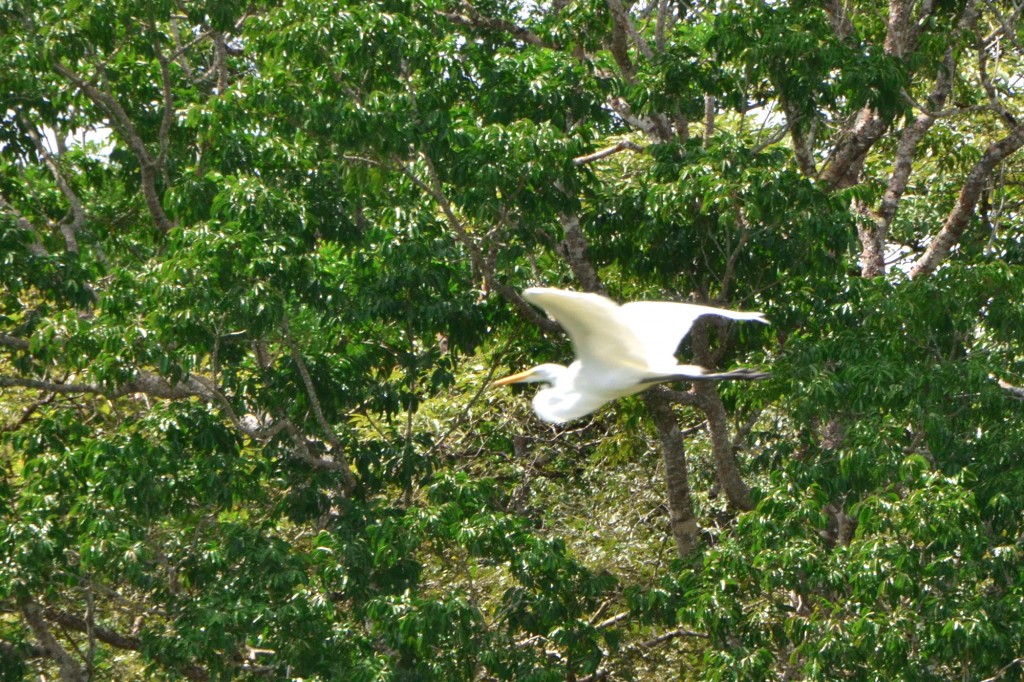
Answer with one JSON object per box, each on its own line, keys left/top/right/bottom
{"left": 1, "top": 0, "right": 1023, "bottom": 679}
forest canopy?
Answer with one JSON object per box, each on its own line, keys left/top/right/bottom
{"left": 2, "top": 0, "right": 1024, "bottom": 679}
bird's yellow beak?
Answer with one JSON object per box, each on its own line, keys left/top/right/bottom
{"left": 492, "top": 369, "right": 535, "bottom": 386}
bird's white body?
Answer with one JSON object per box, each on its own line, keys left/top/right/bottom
{"left": 495, "top": 288, "right": 769, "bottom": 423}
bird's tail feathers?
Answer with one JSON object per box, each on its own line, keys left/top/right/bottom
{"left": 641, "top": 365, "right": 770, "bottom": 384}
{"left": 721, "top": 310, "right": 769, "bottom": 325}
{"left": 693, "top": 367, "right": 771, "bottom": 381}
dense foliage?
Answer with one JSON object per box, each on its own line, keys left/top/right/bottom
{"left": 2, "top": 0, "right": 1023, "bottom": 679}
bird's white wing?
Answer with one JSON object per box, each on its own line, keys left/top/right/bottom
{"left": 523, "top": 288, "right": 649, "bottom": 369}
{"left": 619, "top": 301, "right": 768, "bottom": 366}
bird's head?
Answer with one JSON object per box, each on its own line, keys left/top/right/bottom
{"left": 492, "top": 363, "right": 567, "bottom": 388}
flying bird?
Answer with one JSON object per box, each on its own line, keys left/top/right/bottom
{"left": 494, "top": 287, "right": 769, "bottom": 423}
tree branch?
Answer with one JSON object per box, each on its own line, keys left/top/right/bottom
{"left": 39, "top": 606, "right": 220, "bottom": 681}
{"left": 0, "top": 639, "right": 48, "bottom": 661}
{"left": 639, "top": 626, "right": 709, "bottom": 647}
{"left": 0, "top": 370, "right": 235, "bottom": 404}
{"left": 994, "top": 376, "right": 1024, "bottom": 400}
{"left": 821, "top": 0, "right": 970, "bottom": 192}
{"left": 409, "top": 152, "right": 489, "bottom": 280}
{"left": 909, "top": 121, "right": 1024, "bottom": 278}
{"left": 6, "top": 337, "right": 336, "bottom": 483}
{"left": 212, "top": 31, "right": 230, "bottom": 94}
{"left": 981, "top": 0, "right": 1024, "bottom": 51}
{"left": 608, "top": 97, "right": 675, "bottom": 142}
{"left": 168, "top": 14, "right": 195, "bottom": 79}
{"left": 280, "top": 317, "right": 358, "bottom": 493}
{"left": 655, "top": 0, "right": 674, "bottom": 52}
{"left": 861, "top": 55, "right": 954, "bottom": 276}
{"left": 819, "top": 107, "right": 889, "bottom": 188}
{"left": 0, "top": 191, "right": 51, "bottom": 256}
{"left": 884, "top": 0, "right": 914, "bottom": 57}
{"left": 778, "top": 96, "right": 818, "bottom": 177}
{"left": 576, "top": 624, "right": 709, "bottom": 681}
{"left": 822, "top": 0, "right": 856, "bottom": 40}
{"left": 859, "top": 0, "right": 978, "bottom": 275}
{"left": 978, "top": 33, "right": 1018, "bottom": 128}
{"left": 606, "top": 2, "right": 636, "bottom": 81}
{"left": 0, "top": 368, "right": 295, "bottom": 448}
{"left": 703, "top": 94, "right": 716, "bottom": 146}
{"left": 19, "top": 116, "right": 85, "bottom": 254}
{"left": 43, "top": 607, "right": 143, "bottom": 654}
{"left": 981, "top": 658, "right": 1024, "bottom": 682}
{"left": 715, "top": 210, "right": 752, "bottom": 302}
{"left": 606, "top": 0, "right": 655, "bottom": 60}
{"left": 0, "top": 332, "right": 32, "bottom": 351}
{"left": 592, "top": 611, "right": 630, "bottom": 629}
{"left": 438, "top": 1, "right": 549, "bottom": 48}
{"left": 19, "top": 598, "right": 87, "bottom": 682}
{"left": 154, "top": 43, "right": 176, "bottom": 184}
{"left": 52, "top": 60, "right": 175, "bottom": 234}
{"left": 400, "top": 152, "right": 558, "bottom": 333}
{"left": 660, "top": 387, "right": 701, "bottom": 406}
{"left": 573, "top": 140, "right": 645, "bottom": 165}
{"left": 0, "top": 375, "right": 110, "bottom": 396}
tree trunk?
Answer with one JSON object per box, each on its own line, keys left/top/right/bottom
{"left": 694, "top": 383, "right": 753, "bottom": 511}
{"left": 688, "top": 318, "right": 753, "bottom": 511}
{"left": 644, "top": 391, "right": 701, "bottom": 558}
{"left": 557, "top": 212, "right": 606, "bottom": 294}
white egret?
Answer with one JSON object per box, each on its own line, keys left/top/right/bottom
{"left": 494, "top": 287, "right": 769, "bottom": 423}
